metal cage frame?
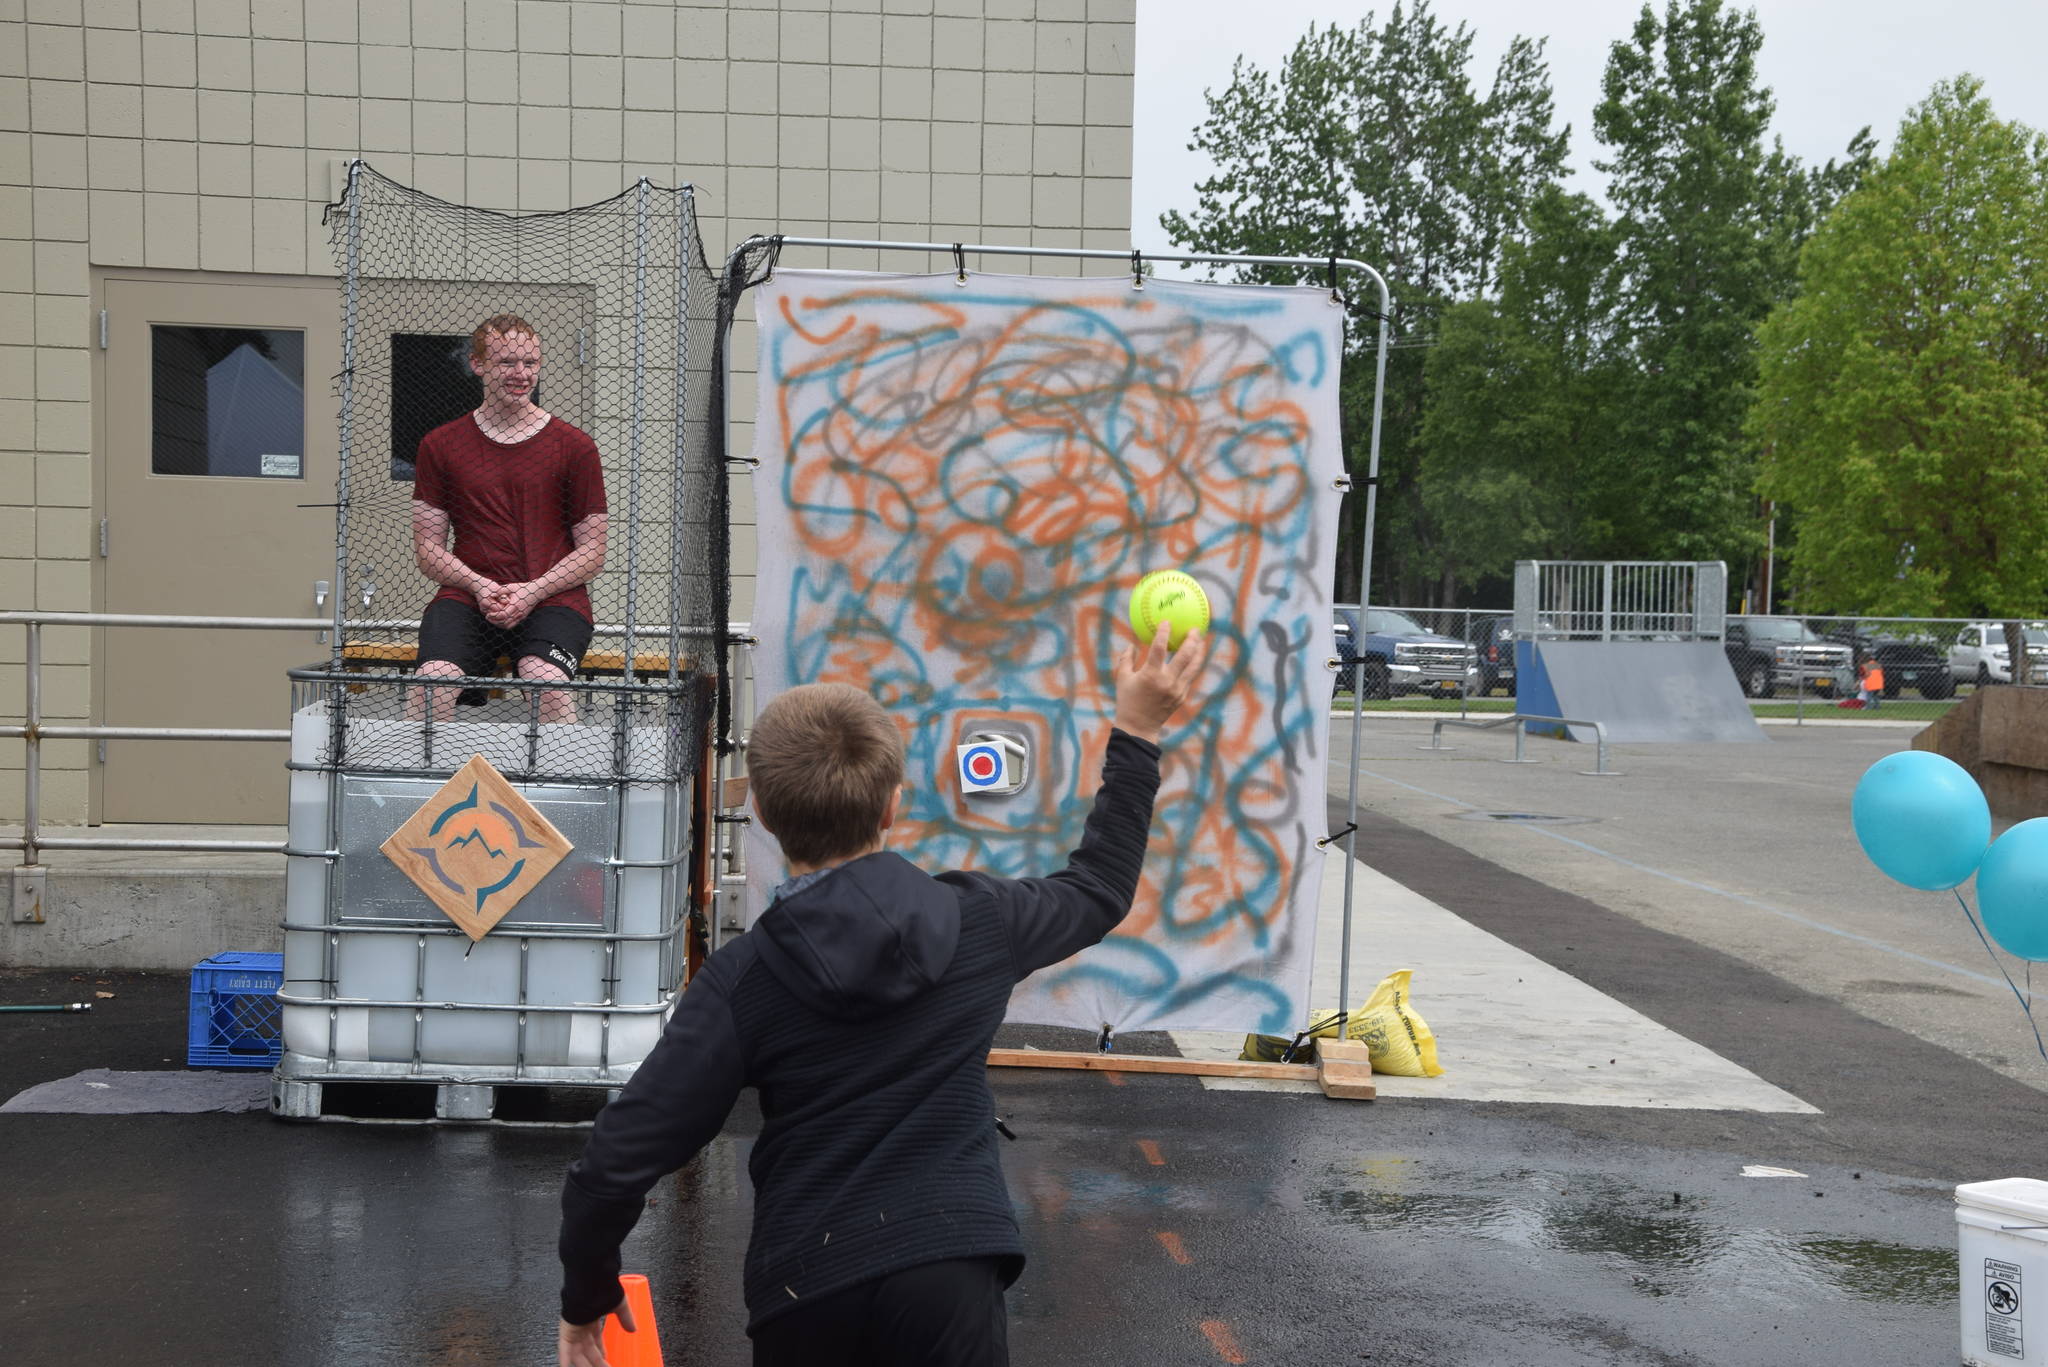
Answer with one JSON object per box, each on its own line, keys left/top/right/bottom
{"left": 718, "top": 233, "right": 1393, "bottom": 1026}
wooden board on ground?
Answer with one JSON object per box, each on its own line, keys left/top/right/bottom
{"left": 986, "top": 1045, "right": 1375, "bottom": 1101}
{"left": 987, "top": 1048, "right": 1316, "bottom": 1082}
{"left": 1314, "top": 1038, "right": 1376, "bottom": 1100}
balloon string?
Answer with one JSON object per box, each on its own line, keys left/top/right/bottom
{"left": 1953, "top": 887, "right": 2048, "bottom": 1067}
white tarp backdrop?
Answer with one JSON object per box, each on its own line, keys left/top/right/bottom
{"left": 746, "top": 268, "right": 1345, "bottom": 1034}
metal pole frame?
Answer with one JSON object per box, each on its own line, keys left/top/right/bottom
{"left": 667, "top": 188, "right": 695, "bottom": 687}
{"left": 623, "top": 178, "right": 650, "bottom": 686}
{"left": 22, "top": 621, "right": 39, "bottom": 866}
{"left": 719, "top": 234, "right": 1394, "bottom": 1035}
{"left": 323, "top": 158, "right": 365, "bottom": 1068}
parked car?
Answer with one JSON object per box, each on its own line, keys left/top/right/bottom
{"left": 1949, "top": 622, "right": 2048, "bottom": 687}
{"left": 1467, "top": 612, "right": 1517, "bottom": 696}
{"left": 1334, "top": 606, "right": 1480, "bottom": 698}
{"left": 1819, "top": 625, "right": 1954, "bottom": 699}
{"left": 1722, "top": 616, "right": 1853, "bottom": 698}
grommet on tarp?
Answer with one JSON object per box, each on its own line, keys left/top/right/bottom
{"left": 952, "top": 241, "right": 967, "bottom": 285}
{"left": 1131, "top": 248, "right": 1144, "bottom": 290}
{"left": 1315, "top": 821, "right": 1357, "bottom": 850}
{"left": 1097, "top": 1023, "right": 1115, "bottom": 1053}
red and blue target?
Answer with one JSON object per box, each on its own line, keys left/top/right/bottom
{"left": 959, "top": 743, "right": 1006, "bottom": 790}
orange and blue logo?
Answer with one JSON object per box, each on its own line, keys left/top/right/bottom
{"left": 381, "top": 755, "right": 572, "bottom": 940}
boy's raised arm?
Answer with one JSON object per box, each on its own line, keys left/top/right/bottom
{"left": 966, "top": 626, "right": 1209, "bottom": 976}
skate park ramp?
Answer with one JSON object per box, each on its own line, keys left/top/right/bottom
{"left": 1514, "top": 639, "right": 1766, "bottom": 743}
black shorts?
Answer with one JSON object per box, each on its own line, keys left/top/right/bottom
{"left": 417, "top": 598, "right": 593, "bottom": 682}
{"left": 749, "top": 1256, "right": 1010, "bottom": 1367}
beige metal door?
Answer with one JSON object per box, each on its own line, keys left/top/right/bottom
{"left": 99, "top": 275, "right": 341, "bottom": 823}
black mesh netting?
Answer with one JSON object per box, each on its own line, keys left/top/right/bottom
{"left": 299, "top": 164, "right": 725, "bottom": 787}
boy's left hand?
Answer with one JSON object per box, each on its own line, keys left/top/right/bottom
{"left": 1111, "top": 624, "right": 1209, "bottom": 742}
{"left": 557, "top": 1294, "right": 634, "bottom": 1367}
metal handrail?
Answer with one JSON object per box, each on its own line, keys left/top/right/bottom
{"left": 1, "top": 609, "right": 752, "bottom": 867}
{"left": 1422, "top": 712, "right": 1622, "bottom": 777}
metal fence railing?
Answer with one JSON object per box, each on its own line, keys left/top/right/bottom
{"left": 1332, "top": 608, "right": 2039, "bottom": 726}
{"left": 1514, "top": 559, "right": 1726, "bottom": 643}
{"left": 1, "top": 611, "right": 757, "bottom": 870}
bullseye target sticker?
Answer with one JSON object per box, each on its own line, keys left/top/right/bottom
{"left": 958, "top": 742, "right": 1008, "bottom": 791}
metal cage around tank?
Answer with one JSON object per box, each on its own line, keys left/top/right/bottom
{"left": 272, "top": 164, "right": 728, "bottom": 1118}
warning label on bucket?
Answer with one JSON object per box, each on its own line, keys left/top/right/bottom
{"left": 1986, "top": 1258, "right": 2023, "bottom": 1359}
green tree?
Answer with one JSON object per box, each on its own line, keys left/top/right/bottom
{"left": 1592, "top": 0, "right": 1789, "bottom": 571}
{"left": 1753, "top": 77, "right": 2048, "bottom": 627}
{"left": 1420, "top": 186, "right": 1628, "bottom": 581}
{"left": 1161, "top": 2, "right": 1567, "bottom": 603}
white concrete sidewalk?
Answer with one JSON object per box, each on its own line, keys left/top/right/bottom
{"left": 1171, "top": 852, "right": 1820, "bottom": 1112}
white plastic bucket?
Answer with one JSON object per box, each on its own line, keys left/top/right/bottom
{"left": 1958, "top": 1179, "right": 2048, "bottom": 1364}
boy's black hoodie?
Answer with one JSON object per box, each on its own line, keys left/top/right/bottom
{"left": 558, "top": 728, "right": 1163, "bottom": 1332}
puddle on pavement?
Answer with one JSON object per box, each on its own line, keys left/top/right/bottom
{"left": 1309, "top": 1167, "right": 1955, "bottom": 1307}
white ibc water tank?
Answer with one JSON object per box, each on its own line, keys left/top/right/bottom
{"left": 279, "top": 700, "right": 685, "bottom": 1079}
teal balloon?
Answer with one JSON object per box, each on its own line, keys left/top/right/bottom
{"left": 1851, "top": 751, "right": 1990, "bottom": 891}
{"left": 1976, "top": 819, "right": 2048, "bottom": 961}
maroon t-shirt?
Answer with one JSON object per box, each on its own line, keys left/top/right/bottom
{"left": 413, "top": 413, "right": 607, "bottom": 621}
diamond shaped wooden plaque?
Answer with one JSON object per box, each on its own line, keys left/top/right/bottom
{"left": 380, "top": 754, "right": 574, "bottom": 940}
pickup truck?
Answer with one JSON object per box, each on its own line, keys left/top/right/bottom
{"left": 1821, "top": 625, "right": 1954, "bottom": 699}
{"left": 1468, "top": 612, "right": 1517, "bottom": 696}
{"left": 1723, "top": 616, "right": 1853, "bottom": 698}
{"left": 1949, "top": 622, "right": 2048, "bottom": 687}
{"left": 1334, "top": 606, "right": 1480, "bottom": 698}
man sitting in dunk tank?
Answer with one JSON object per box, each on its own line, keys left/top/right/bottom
{"left": 407, "top": 314, "right": 608, "bottom": 723}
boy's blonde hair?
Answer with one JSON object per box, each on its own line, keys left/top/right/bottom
{"left": 749, "top": 683, "right": 905, "bottom": 866}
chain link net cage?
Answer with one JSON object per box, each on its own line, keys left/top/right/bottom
{"left": 296, "top": 164, "right": 725, "bottom": 787}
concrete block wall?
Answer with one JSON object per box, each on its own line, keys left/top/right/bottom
{"left": 0, "top": 0, "right": 1138, "bottom": 824}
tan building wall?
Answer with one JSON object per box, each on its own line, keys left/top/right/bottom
{"left": 0, "top": 0, "right": 1137, "bottom": 824}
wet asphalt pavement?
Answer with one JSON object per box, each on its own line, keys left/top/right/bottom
{"left": 0, "top": 974, "right": 1977, "bottom": 1367}
{"left": 4, "top": 731, "right": 2042, "bottom": 1364}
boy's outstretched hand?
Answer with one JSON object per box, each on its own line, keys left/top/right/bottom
{"left": 1112, "top": 624, "right": 1210, "bottom": 743}
{"left": 558, "top": 1295, "right": 633, "bottom": 1367}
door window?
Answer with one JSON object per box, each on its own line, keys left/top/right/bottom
{"left": 150, "top": 325, "right": 306, "bottom": 478}
{"left": 389, "top": 333, "right": 486, "bottom": 481}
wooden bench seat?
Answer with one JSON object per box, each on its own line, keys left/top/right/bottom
{"left": 338, "top": 641, "right": 689, "bottom": 677}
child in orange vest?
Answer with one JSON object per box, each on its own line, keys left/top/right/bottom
{"left": 1858, "top": 656, "right": 1885, "bottom": 710}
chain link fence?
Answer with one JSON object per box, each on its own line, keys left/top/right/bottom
{"left": 1334, "top": 607, "right": 2041, "bottom": 726}
{"left": 297, "top": 165, "right": 725, "bottom": 787}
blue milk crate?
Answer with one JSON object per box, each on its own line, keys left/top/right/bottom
{"left": 186, "top": 951, "right": 285, "bottom": 1069}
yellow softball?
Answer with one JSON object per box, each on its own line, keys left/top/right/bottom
{"left": 1127, "top": 570, "right": 1212, "bottom": 650}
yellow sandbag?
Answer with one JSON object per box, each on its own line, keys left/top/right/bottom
{"left": 1317, "top": 969, "right": 1444, "bottom": 1077}
{"left": 1238, "top": 969, "right": 1445, "bottom": 1077}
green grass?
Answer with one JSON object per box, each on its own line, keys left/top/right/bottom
{"left": 1329, "top": 694, "right": 1517, "bottom": 713}
{"left": 1746, "top": 698, "right": 1959, "bottom": 719}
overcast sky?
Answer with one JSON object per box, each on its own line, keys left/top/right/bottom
{"left": 1132, "top": 0, "right": 2048, "bottom": 255}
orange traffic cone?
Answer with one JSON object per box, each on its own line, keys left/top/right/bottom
{"left": 600, "top": 1273, "right": 665, "bottom": 1367}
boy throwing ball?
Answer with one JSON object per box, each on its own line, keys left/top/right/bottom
{"left": 557, "top": 623, "right": 1209, "bottom": 1366}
